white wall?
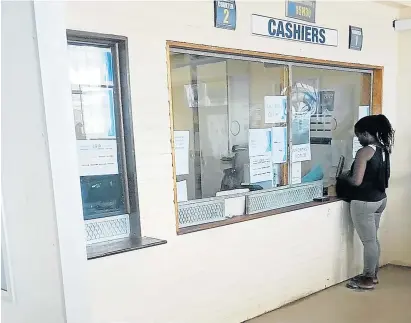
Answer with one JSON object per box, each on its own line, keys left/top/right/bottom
{"left": 388, "top": 7, "right": 411, "bottom": 266}
{"left": 65, "top": 1, "right": 402, "bottom": 322}
{"left": 1, "top": 1, "right": 66, "bottom": 322}
{"left": 1, "top": 1, "right": 90, "bottom": 323}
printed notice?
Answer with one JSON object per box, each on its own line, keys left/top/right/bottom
{"left": 271, "top": 126, "right": 287, "bottom": 164}
{"left": 250, "top": 153, "right": 273, "bottom": 184}
{"left": 174, "top": 131, "right": 190, "bottom": 176}
{"left": 249, "top": 128, "right": 271, "bottom": 156}
{"left": 264, "top": 96, "right": 287, "bottom": 124}
{"left": 292, "top": 117, "right": 311, "bottom": 162}
{"left": 176, "top": 180, "right": 188, "bottom": 202}
{"left": 77, "top": 139, "right": 118, "bottom": 176}
{"left": 291, "top": 162, "right": 302, "bottom": 184}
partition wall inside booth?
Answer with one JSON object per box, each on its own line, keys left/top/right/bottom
{"left": 167, "top": 42, "right": 383, "bottom": 232}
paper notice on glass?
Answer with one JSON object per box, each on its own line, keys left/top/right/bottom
{"left": 77, "top": 139, "right": 118, "bottom": 176}
{"left": 271, "top": 126, "right": 287, "bottom": 163}
{"left": 358, "top": 105, "right": 370, "bottom": 120}
{"left": 291, "top": 162, "right": 302, "bottom": 184}
{"left": 249, "top": 128, "right": 271, "bottom": 156}
{"left": 291, "top": 117, "right": 311, "bottom": 162}
{"left": 174, "top": 131, "right": 190, "bottom": 176}
{"left": 250, "top": 154, "right": 273, "bottom": 184}
{"left": 176, "top": 180, "right": 188, "bottom": 202}
{"left": 352, "top": 137, "right": 362, "bottom": 158}
{"left": 264, "top": 96, "right": 287, "bottom": 124}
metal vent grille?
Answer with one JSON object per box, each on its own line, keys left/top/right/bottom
{"left": 178, "top": 199, "right": 225, "bottom": 228}
{"left": 246, "top": 181, "right": 323, "bottom": 214}
{"left": 177, "top": 181, "right": 323, "bottom": 227}
{"left": 85, "top": 214, "right": 130, "bottom": 245}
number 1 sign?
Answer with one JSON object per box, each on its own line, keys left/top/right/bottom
{"left": 214, "top": 0, "right": 236, "bottom": 30}
{"left": 349, "top": 26, "right": 363, "bottom": 51}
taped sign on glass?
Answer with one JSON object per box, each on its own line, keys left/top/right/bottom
{"left": 214, "top": 0, "right": 236, "bottom": 30}
{"left": 271, "top": 126, "right": 287, "bottom": 164}
{"left": 250, "top": 154, "right": 273, "bottom": 184}
{"left": 77, "top": 139, "right": 118, "bottom": 176}
{"left": 249, "top": 128, "right": 272, "bottom": 156}
{"left": 264, "top": 96, "right": 287, "bottom": 124}
{"left": 292, "top": 117, "right": 311, "bottom": 162}
{"left": 319, "top": 91, "right": 335, "bottom": 114}
{"left": 251, "top": 14, "right": 338, "bottom": 47}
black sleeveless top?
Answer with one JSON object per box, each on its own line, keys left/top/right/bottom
{"left": 347, "top": 146, "right": 390, "bottom": 202}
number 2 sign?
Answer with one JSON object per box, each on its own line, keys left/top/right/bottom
{"left": 214, "top": 0, "right": 236, "bottom": 30}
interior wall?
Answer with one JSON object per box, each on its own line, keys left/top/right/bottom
{"left": 2, "top": 2, "right": 90, "bottom": 323}
{"left": 1, "top": 1, "right": 66, "bottom": 322}
{"left": 388, "top": 7, "right": 411, "bottom": 266}
{"left": 65, "top": 1, "right": 401, "bottom": 322}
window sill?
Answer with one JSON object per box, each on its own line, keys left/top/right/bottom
{"left": 86, "top": 236, "right": 167, "bottom": 260}
{"left": 177, "top": 197, "right": 342, "bottom": 235}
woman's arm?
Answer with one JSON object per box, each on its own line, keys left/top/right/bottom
{"left": 340, "top": 146, "right": 375, "bottom": 186}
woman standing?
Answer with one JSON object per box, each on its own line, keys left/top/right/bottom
{"left": 338, "top": 114, "right": 394, "bottom": 290}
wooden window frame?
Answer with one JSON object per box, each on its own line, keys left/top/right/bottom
{"left": 166, "top": 41, "right": 383, "bottom": 235}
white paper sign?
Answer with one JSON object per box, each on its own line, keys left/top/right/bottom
{"left": 352, "top": 137, "right": 362, "bottom": 158}
{"left": 292, "top": 162, "right": 302, "bottom": 184}
{"left": 77, "top": 139, "right": 118, "bottom": 176}
{"left": 358, "top": 105, "right": 370, "bottom": 120}
{"left": 174, "top": 131, "right": 190, "bottom": 176}
{"left": 292, "top": 144, "right": 311, "bottom": 162}
{"left": 264, "top": 96, "right": 287, "bottom": 124}
{"left": 249, "top": 128, "right": 271, "bottom": 156}
{"left": 176, "top": 180, "right": 188, "bottom": 202}
{"left": 250, "top": 153, "right": 273, "bottom": 184}
{"left": 292, "top": 117, "right": 311, "bottom": 162}
{"left": 271, "top": 126, "right": 287, "bottom": 163}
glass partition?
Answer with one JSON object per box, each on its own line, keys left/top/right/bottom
{"left": 169, "top": 48, "right": 372, "bottom": 228}
{"left": 69, "top": 44, "right": 126, "bottom": 220}
{"left": 290, "top": 67, "right": 371, "bottom": 193}
{"left": 170, "top": 53, "right": 289, "bottom": 202}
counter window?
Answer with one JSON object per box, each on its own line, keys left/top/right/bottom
{"left": 168, "top": 47, "right": 373, "bottom": 231}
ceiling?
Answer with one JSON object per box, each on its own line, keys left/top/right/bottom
{"left": 377, "top": 1, "right": 411, "bottom": 8}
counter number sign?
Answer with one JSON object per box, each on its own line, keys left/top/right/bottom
{"left": 214, "top": 0, "right": 236, "bottom": 30}
{"left": 349, "top": 26, "right": 363, "bottom": 51}
{"left": 286, "top": 1, "right": 316, "bottom": 23}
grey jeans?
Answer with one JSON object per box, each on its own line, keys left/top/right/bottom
{"left": 350, "top": 198, "right": 387, "bottom": 277}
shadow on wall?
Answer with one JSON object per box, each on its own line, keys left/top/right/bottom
{"left": 385, "top": 175, "right": 411, "bottom": 266}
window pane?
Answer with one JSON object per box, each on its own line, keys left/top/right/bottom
{"left": 290, "top": 66, "right": 371, "bottom": 191}
{"left": 69, "top": 45, "right": 113, "bottom": 86}
{"left": 69, "top": 44, "right": 125, "bottom": 220}
{"left": 170, "top": 53, "right": 288, "bottom": 202}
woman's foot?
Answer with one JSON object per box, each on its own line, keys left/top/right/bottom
{"left": 351, "top": 274, "right": 379, "bottom": 284}
{"left": 346, "top": 276, "right": 375, "bottom": 290}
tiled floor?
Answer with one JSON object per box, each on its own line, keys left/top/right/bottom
{"left": 248, "top": 266, "right": 411, "bottom": 323}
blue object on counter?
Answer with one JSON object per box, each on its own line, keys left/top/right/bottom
{"left": 302, "top": 164, "right": 324, "bottom": 183}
